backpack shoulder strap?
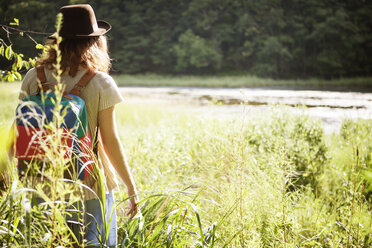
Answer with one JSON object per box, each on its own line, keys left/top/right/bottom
{"left": 36, "top": 66, "right": 47, "bottom": 92}
{"left": 69, "top": 70, "right": 96, "bottom": 96}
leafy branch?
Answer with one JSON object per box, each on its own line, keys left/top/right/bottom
{"left": 0, "top": 18, "right": 46, "bottom": 82}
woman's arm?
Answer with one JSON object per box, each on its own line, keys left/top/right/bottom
{"left": 98, "top": 105, "right": 138, "bottom": 218}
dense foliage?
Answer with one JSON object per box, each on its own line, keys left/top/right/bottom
{"left": 1, "top": 0, "right": 372, "bottom": 78}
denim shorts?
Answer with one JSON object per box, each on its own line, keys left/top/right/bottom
{"left": 34, "top": 191, "right": 117, "bottom": 247}
{"left": 68, "top": 191, "right": 117, "bottom": 247}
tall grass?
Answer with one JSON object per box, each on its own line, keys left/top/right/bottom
{"left": 114, "top": 100, "right": 372, "bottom": 246}
{"left": 1, "top": 82, "right": 372, "bottom": 246}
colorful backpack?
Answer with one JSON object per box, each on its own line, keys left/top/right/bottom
{"left": 15, "top": 66, "right": 96, "bottom": 181}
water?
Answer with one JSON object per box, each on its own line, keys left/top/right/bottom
{"left": 120, "top": 87, "right": 372, "bottom": 133}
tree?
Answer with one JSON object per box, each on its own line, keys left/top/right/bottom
{"left": 1, "top": 0, "right": 372, "bottom": 79}
{"left": 173, "top": 29, "right": 222, "bottom": 73}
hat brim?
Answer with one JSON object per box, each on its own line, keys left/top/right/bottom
{"left": 48, "top": 20, "right": 111, "bottom": 39}
{"left": 75, "top": 20, "right": 111, "bottom": 37}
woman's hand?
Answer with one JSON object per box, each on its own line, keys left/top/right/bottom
{"left": 126, "top": 188, "right": 139, "bottom": 219}
{"left": 98, "top": 106, "right": 139, "bottom": 219}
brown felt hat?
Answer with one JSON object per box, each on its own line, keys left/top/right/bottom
{"left": 51, "top": 4, "right": 111, "bottom": 39}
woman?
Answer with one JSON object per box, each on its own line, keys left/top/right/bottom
{"left": 18, "top": 4, "right": 138, "bottom": 247}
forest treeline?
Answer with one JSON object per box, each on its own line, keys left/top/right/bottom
{"left": 1, "top": 0, "right": 372, "bottom": 79}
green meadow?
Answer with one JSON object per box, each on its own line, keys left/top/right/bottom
{"left": 113, "top": 74, "right": 372, "bottom": 91}
{"left": 0, "top": 82, "right": 372, "bottom": 247}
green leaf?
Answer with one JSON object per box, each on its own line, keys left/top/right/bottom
{"left": 9, "top": 18, "right": 19, "bottom": 26}
{"left": 7, "top": 73, "right": 15, "bottom": 82}
{"left": 5, "top": 45, "right": 13, "bottom": 60}
{"left": 0, "top": 45, "right": 4, "bottom": 56}
{"left": 16, "top": 55, "right": 23, "bottom": 69}
{"left": 35, "top": 44, "right": 44, "bottom": 50}
{"left": 24, "top": 61, "right": 30, "bottom": 70}
{"left": 27, "top": 57, "right": 36, "bottom": 69}
{"left": 166, "top": 224, "right": 173, "bottom": 248}
{"left": 14, "top": 71, "right": 22, "bottom": 81}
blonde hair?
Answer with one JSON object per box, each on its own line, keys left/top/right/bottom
{"left": 36, "top": 36, "right": 111, "bottom": 77}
